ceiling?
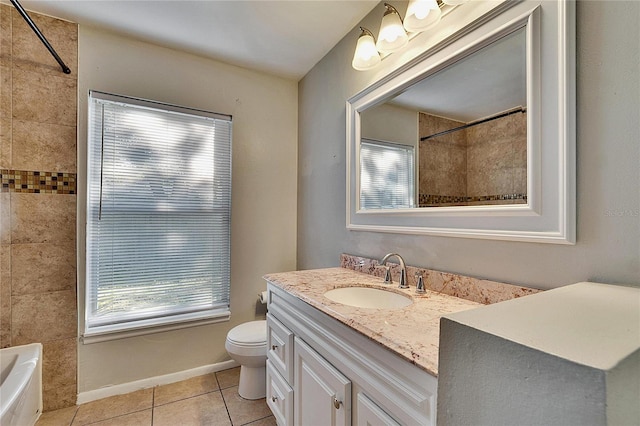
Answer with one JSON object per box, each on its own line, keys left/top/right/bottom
{"left": 388, "top": 26, "right": 526, "bottom": 123}
{"left": 15, "top": 0, "right": 379, "bottom": 80}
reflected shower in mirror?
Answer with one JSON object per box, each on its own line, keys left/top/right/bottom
{"left": 360, "top": 26, "right": 526, "bottom": 208}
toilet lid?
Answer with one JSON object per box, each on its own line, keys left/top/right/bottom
{"left": 227, "top": 320, "right": 266, "bottom": 345}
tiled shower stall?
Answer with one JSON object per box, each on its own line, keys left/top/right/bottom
{"left": 0, "top": 4, "right": 78, "bottom": 410}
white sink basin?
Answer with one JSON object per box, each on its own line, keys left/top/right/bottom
{"left": 324, "top": 286, "right": 412, "bottom": 309}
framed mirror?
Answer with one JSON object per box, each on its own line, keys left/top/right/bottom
{"left": 346, "top": 0, "right": 575, "bottom": 244}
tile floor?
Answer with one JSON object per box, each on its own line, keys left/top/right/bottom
{"left": 36, "top": 367, "right": 276, "bottom": 426}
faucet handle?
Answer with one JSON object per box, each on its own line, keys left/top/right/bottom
{"left": 398, "top": 269, "right": 409, "bottom": 289}
{"left": 383, "top": 266, "right": 393, "bottom": 284}
{"left": 415, "top": 272, "right": 426, "bottom": 293}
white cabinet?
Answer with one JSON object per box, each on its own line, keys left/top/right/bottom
{"left": 295, "top": 337, "right": 351, "bottom": 426}
{"left": 265, "top": 282, "right": 437, "bottom": 426}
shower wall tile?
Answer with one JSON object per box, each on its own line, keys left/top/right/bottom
{"left": 419, "top": 112, "right": 465, "bottom": 145}
{"left": 11, "top": 242, "right": 76, "bottom": 295}
{"left": 42, "top": 338, "right": 77, "bottom": 410}
{"left": 0, "top": 5, "right": 11, "bottom": 65}
{"left": 12, "top": 69, "right": 76, "bottom": 127}
{"left": 419, "top": 113, "right": 467, "bottom": 198}
{"left": 514, "top": 167, "right": 527, "bottom": 194}
{"left": 0, "top": 243, "right": 10, "bottom": 347}
{"left": 467, "top": 138, "right": 515, "bottom": 169}
{"left": 44, "top": 383, "right": 77, "bottom": 412}
{"left": 1, "top": 6, "right": 11, "bottom": 170}
{"left": 11, "top": 8, "right": 78, "bottom": 78}
{"left": 10, "top": 289, "right": 76, "bottom": 345}
{"left": 10, "top": 193, "right": 75, "bottom": 244}
{"left": 0, "top": 192, "right": 9, "bottom": 243}
{"left": 0, "top": 65, "right": 11, "bottom": 169}
{"left": 467, "top": 168, "right": 515, "bottom": 197}
{"left": 514, "top": 139, "right": 527, "bottom": 169}
{"left": 466, "top": 112, "right": 526, "bottom": 198}
{"left": 12, "top": 120, "right": 76, "bottom": 172}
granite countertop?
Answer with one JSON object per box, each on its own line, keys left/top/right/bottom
{"left": 264, "top": 267, "right": 482, "bottom": 377}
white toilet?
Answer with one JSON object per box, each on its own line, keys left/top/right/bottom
{"left": 225, "top": 320, "right": 267, "bottom": 400}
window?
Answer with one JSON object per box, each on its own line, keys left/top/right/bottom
{"left": 359, "top": 139, "right": 415, "bottom": 209}
{"left": 85, "top": 91, "right": 232, "bottom": 337}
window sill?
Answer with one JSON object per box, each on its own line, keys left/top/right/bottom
{"left": 81, "top": 310, "right": 230, "bottom": 344}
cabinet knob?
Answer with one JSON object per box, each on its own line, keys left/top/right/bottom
{"left": 271, "top": 396, "right": 278, "bottom": 402}
{"left": 271, "top": 345, "right": 278, "bottom": 350}
{"left": 333, "top": 397, "right": 342, "bottom": 409}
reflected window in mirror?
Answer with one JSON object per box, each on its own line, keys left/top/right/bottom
{"left": 360, "top": 139, "right": 415, "bottom": 209}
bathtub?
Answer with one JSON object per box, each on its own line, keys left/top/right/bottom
{"left": 0, "top": 343, "right": 43, "bottom": 426}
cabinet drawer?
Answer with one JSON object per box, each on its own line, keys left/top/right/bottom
{"left": 266, "top": 360, "right": 293, "bottom": 426}
{"left": 267, "top": 313, "right": 294, "bottom": 384}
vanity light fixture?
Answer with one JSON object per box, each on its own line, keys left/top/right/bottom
{"left": 352, "top": 0, "right": 469, "bottom": 71}
{"left": 352, "top": 27, "right": 382, "bottom": 71}
{"left": 376, "top": 3, "right": 409, "bottom": 54}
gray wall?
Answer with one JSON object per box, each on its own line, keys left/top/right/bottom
{"left": 297, "top": 0, "right": 640, "bottom": 290}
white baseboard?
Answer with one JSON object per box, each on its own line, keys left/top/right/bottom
{"left": 76, "top": 359, "right": 240, "bottom": 405}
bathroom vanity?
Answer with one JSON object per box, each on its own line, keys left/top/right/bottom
{"left": 263, "top": 267, "right": 481, "bottom": 425}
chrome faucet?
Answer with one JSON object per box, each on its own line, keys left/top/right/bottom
{"left": 379, "top": 253, "right": 409, "bottom": 289}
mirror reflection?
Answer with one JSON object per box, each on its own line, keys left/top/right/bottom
{"left": 360, "top": 26, "right": 527, "bottom": 209}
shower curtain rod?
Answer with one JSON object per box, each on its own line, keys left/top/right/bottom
{"left": 420, "top": 107, "right": 526, "bottom": 142}
{"left": 10, "top": 0, "right": 71, "bottom": 74}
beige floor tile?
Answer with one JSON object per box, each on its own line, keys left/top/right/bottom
{"left": 221, "top": 387, "right": 271, "bottom": 426}
{"left": 88, "top": 409, "right": 151, "bottom": 426}
{"left": 241, "top": 415, "right": 278, "bottom": 426}
{"left": 154, "top": 373, "right": 219, "bottom": 406}
{"left": 216, "top": 367, "right": 240, "bottom": 390}
{"left": 36, "top": 405, "right": 78, "bottom": 426}
{"left": 72, "top": 388, "right": 153, "bottom": 425}
{"left": 153, "top": 392, "right": 231, "bottom": 426}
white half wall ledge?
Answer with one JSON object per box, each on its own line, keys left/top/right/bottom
{"left": 437, "top": 282, "right": 640, "bottom": 426}
{"left": 76, "top": 359, "right": 239, "bottom": 405}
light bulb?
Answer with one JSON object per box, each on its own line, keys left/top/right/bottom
{"left": 404, "top": 0, "right": 441, "bottom": 33}
{"left": 352, "top": 28, "right": 381, "bottom": 71}
{"left": 376, "top": 4, "right": 409, "bottom": 54}
{"left": 442, "top": 0, "right": 470, "bottom": 5}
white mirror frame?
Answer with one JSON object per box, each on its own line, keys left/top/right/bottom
{"left": 346, "top": 0, "right": 575, "bottom": 244}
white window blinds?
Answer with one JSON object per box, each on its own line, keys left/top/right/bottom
{"left": 359, "top": 139, "right": 415, "bottom": 210}
{"left": 85, "top": 91, "right": 232, "bottom": 337}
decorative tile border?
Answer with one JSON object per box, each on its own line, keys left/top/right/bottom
{"left": 419, "top": 193, "right": 527, "bottom": 207}
{"left": 1, "top": 169, "right": 76, "bottom": 194}
{"left": 340, "top": 253, "right": 542, "bottom": 305}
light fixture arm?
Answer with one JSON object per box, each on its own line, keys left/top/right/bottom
{"left": 383, "top": 3, "right": 404, "bottom": 23}
{"left": 359, "top": 26, "right": 376, "bottom": 41}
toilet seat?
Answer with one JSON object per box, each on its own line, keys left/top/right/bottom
{"left": 226, "top": 320, "right": 267, "bottom": 346}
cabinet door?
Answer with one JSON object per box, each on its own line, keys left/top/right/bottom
{"left": 356, "top": 393, "right": 401, "bottom": 426}
{"left": 294, "top": 337, "right": 351, "bottom": 426}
